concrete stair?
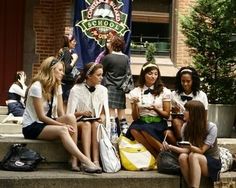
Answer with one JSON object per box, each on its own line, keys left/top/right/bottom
{"left": 0, "top": 106, "right": 236, "bottom": 188}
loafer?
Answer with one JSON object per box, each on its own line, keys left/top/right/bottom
{"left": 81, "top": 163, "right": 102, "bottom": 173}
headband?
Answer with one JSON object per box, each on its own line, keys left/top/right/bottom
{"left": 142, "top": 63, "right": 158, "bottom": 71}
{"left": 180, "top": 68, "right": 192, "bottom": 74}
{"left": 86, "top": 63, "right": 97, "bottom": 76}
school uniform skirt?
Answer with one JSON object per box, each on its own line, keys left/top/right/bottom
{"left": 205, "top": 155, "right": 222, "bottom": 182}
{"left": 107, "top": 85, "right": 126, "bottom": 109}
{"left": 126, "top": 119, "right": 168, "bottom": 142}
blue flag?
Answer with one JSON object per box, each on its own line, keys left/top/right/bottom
{"left": 74, "top": 0, "right": 132, "bottom": 69}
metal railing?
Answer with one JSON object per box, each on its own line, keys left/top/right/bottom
{"left": 130, "top": 36, "right": 170, "bottom": 56}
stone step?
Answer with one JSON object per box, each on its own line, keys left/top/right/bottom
{"left": 0, "top": 168, "right": 235, "bottom": 188}
{"left": 0, "top": 135, "right": 69, "bottom": 164}
{"left": 0, "top": 136, "right": 235, "bottom": 188}
{"left": 0, "top": 169, "right": 181, "bottom": 188}
{"left": 0, "top": 135, "right": 235, "bottom": 166}
{"left": 0, "top": 123, "right": 22, "bottom": 134}
{"left": 0, "top": 106, "right": 8, "bottom": 115}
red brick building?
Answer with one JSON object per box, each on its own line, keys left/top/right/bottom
{"left": 0, "top": 0, "right": 194, "bottom": 105}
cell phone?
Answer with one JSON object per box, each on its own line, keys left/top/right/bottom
{"left": 177, "top": 141, "right": 191, "bottom": 146}
{"left": 171, "top": 113, "right": 184, "bottom": 119}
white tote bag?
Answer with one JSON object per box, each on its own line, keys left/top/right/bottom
{"left": 98, "top": 124, "right": 121, "bottom": 173}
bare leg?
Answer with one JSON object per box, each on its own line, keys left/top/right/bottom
{"left": 172, "top": 118, "right": 184, "bottom": 140}
{"left": 130, "top": 129, "right": 158, "bottom": 157}
{"left": 189, "top": 153, "right": 208, "bottom": 188}
{"left": 57, "top": 114, "right": 78, "bottom": 169}
{"left": 109, "top": 108, "right": 116, "bottom": 118}
{"left": 91, "top": 121, "right": 100, "bottom": 166}
{"left": 141, "top": 131, "right": 163, "bottom": 154}
{"left": 78, "top": 121, "right": 92, "bottom": 160}
{"left": 164, "top": 129, "right": 177, "bottom": 145}
{"left": 38, "top": 125, "right": 96, "bottom": 168}
{"left": 117, "top": 109, "right": 126, "bottom": 120}
{"left": 179, "top": 153, "right": 190, "bottom": 187}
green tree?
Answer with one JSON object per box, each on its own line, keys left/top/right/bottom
{"left": 181, "top": 0, "right": 236, "bottom": 104}
{"left": 145, "top": 43, "right": 157, "bottom": 64}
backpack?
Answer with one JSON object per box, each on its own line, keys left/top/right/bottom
{"left": 1, "top": 144, "right": 44, "bottom": 171}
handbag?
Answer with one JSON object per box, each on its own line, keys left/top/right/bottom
{"left": 157, "top": 151, "right": 180, "bottom": 175}
{"left": 118, "top": 135, "right": 156, "bottom": 171}
{"left": 119, "top": 59, "right": 134, "bottom": 93}
{"left": 120, "top": 74, "right": 134, "bottom": 93}
{"left": 219, "top": 146, "right": 233, "bottom": 172}
{"left": 1, "top": 144, "right": 44, "bottom": 171}
{"left": 98, "top": 124, "right": 121, "bottom": 173}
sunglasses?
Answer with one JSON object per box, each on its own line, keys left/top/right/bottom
{"left": 50, "top": 54, "right": 64, "bottom": 67}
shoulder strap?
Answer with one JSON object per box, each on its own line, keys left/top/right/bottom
{"left": 46, "top": 91, "right": 54, "bottom": 118}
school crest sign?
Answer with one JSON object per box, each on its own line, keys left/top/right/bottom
{"left": 75, "top": 0, "right": 130, "bottom": 47}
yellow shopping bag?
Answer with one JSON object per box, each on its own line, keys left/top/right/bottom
{"left": 118, "top": 135, "right": 156, "bottom": 171}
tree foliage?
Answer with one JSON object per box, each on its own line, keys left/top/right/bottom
{"left": 145, "top": 43, "right": 157, "bottom": 64}
{"left": 181, "top": 0, "right": 236, "bottom": 104}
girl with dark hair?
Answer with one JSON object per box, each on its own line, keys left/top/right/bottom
{"left": 125, "top": 62, "right": 171, "bottom": 157}
{"left": 95, "top": 39, "right": 112, "bottom": 64}
{"left": 101, "top": 35, "right": 130, "bottom": 136}
{"left": 162, "top": 100, "right": 221, "bottom": 187}
{"left": 171, "top": 66, "right": 208, "bottom": 140}
{"left": 58, "top": 34, "right": 79, "bottom": 110}
{"left": 67, "top": 62, "right": 110, "bottom": 169}
{"left": 22, "top": 57, "right": 101, "bottom": 173}
{"left": 7, "top": 71, "right": 27, "bottom": 116}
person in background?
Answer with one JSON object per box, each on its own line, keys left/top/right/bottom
{"left": 101, "top": 35, "right": 130, "bottom": 136}
{"left": 6, "top": 71, "right": 27, "bottom": 116}
{"left": 58, "top": 34, "right": 79, "bottom": 111}
{"left": 67, "top": 62, "right": 110, "bottom": 169}
{"left": 22, "top": 56, "right": 101, "bottom": 173}
{"left": 125, "top": 62, "right": 171, "bottom": 158}
{"left": 171, "top": 66, "right": 208, "bottom": 141}
{"left": 95, "top": 39, "right": 112, "bottom": 64}
{"left": 162, "top": 100, "right": 221, "bottom": 188}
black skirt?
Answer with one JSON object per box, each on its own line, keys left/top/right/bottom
{"left": 206, "top": 155, "right": 222, "bottom": 182}
{"left": 126, "top": 119, "right": 168, "bottom": 142}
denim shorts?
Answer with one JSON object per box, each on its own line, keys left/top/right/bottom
{"left": 22, "top": 121, "right": 46, "bottom": 139}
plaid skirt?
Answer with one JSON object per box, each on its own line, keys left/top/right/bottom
{"left": 107, "top": 85, "right": 126, "bottom": 109}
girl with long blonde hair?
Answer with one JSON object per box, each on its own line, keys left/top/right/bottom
{"left": 22, "top": 56, "right": 101, "bottom": 173}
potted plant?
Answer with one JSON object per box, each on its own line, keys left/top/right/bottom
{"left": 145, "top": 43, "right": 157, "bottom": 63}
{"left": 181, "top": 0, "right": 236, "bottom": 137}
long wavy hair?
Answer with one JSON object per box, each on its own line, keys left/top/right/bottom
{"left": 138, "top": 62, "right": 164, "bottom": 96}
{"left": 175, "top": 66, "right": 200, "bottom": 96}
{"left": 183, "top": 100, "right": 207, "bottom": 147}
{"left": 29, "top": 56, "right": 64, "bottom": 101}
{"left": 76, "top": 62, "right": 103, "bottom": 84}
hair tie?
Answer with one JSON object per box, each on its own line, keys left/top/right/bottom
{"left": 86, "top": 63, "right": 97, "bottom": 76}
{"left": 142, "top": 63, "right": 158, "bottom": 71}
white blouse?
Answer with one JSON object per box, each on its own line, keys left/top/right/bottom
{"left": 129, "top": 85, "right": 171, "bottom": 117}
{"left": 67, "top": 83, "right": 111, "bottom": 135}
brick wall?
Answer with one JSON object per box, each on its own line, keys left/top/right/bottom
{"left": 32, "top": 0, "right": 73, "bottom": 76}
{"left": 174, "top": 0, "right": 196, "bottom": 68}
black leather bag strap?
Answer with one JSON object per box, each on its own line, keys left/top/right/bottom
{"left": 46, "top": 91, "right": 54, "bottom": 118}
